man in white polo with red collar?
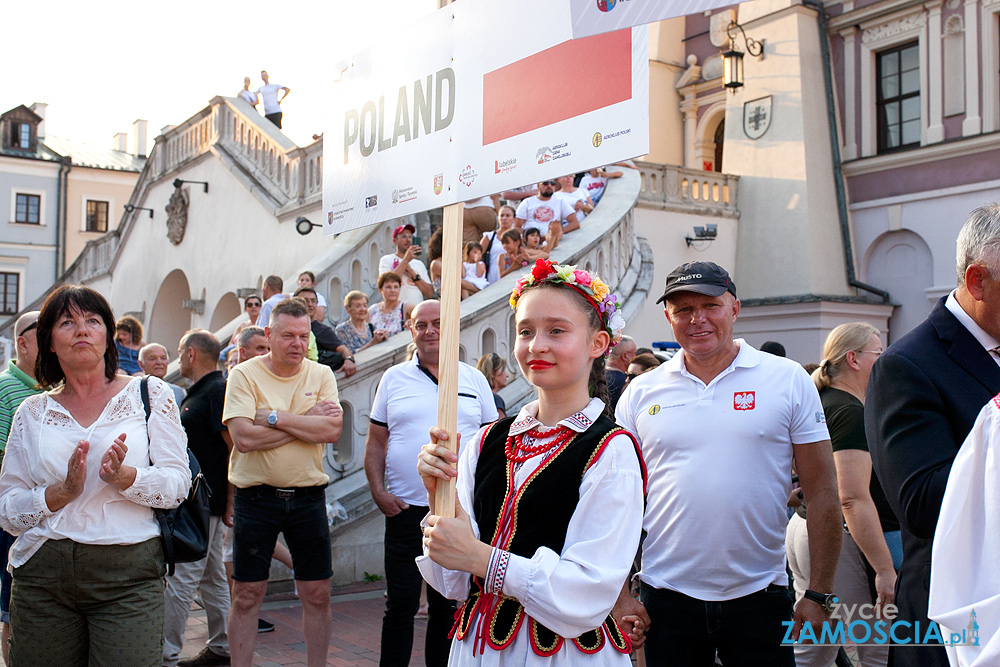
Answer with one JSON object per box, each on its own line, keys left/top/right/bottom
{"left": 615, "top": 262, "right": 841, "bottom": 667}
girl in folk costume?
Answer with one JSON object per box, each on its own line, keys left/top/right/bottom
{"left": 416, "top": 259, "right": 647, "bottom": 665}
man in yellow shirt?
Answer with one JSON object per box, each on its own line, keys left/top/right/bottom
{"left": 223, "top": 298, "right": 342, "bottom": 667}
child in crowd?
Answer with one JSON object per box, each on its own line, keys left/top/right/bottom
{"left": 524, "top": 228, "right": 548, "bottom": 256}
{"left": 416, "top": 259, "right": 646, "bottom": 665}
{"left": 498, "top": 229, "right": 530, "bottom": 279}
{"left": 463, "top": 242, "right": 490, "bottom": 298}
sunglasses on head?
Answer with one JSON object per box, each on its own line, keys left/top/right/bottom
{"left": 18, "top": 321, "right": 38, "bottom": 336}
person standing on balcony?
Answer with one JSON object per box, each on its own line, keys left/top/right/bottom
{"left": 378, "top": 223, "right": 433, "bottom": 306}
{"left": 364, "top": 300, "right": 497, "bottom": 667}
{"left": 257, "top": 70, "right": 290, "bottom": 129}
{"left": 238, "top": 77, "right": 258, "bottom": 109}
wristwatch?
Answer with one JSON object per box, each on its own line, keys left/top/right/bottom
{"left": 346, "top": 356, "right": 355, "bottom": 363}
{"left": 804, "top": 590, "right": 838, "bottom": 613}
{"left": 267, "top": 409, "right": 279, "bottom": 427}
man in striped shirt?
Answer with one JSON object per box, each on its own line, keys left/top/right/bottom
{"left": 0, "top": 310, "right": 41, "bottom": 664}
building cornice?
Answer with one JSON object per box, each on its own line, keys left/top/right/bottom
{"left": 827, "top": 0, "right": 926, "bottom": 31}
{"left": 842, "top": 131, "right": 1000, "bottom": 176}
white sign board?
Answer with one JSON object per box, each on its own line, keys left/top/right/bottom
{"left": 323, "top": 0, "right": 648, "bottom": 236}
{"left": 569, "top": 0, "right": 736, "bottom": 39}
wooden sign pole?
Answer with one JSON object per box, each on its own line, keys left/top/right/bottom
{"left": 434, "top": 201, "right": 464, "bottom": 517}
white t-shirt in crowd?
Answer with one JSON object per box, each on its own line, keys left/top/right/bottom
{"left": 465, "top": 196, "right": 494, "bottom": 208}
{"left": 515, "top": 196, "right": 575, "bottom": 233}
{"left": 616, "top": 341, "right": 830, "bottom": 601}
{"left": 370, "top": 355, "right": 497, "bottom": 507}
{"left": 378, "top": 253, "right": 431, "bottom": 305}
{"left": 257, "top": 83, "right": 285, "bottom": 114}
{"left": 578, "top": 173, "right": 609, "bottom": 203}
{"left": 482, "top": 229, "right": 504, "bottom": 284}
{"left": 238, "top": 89, "right": 258, "bottom": 106}
{"left": 555, "top": 188, "right": 590, "bottom": 224}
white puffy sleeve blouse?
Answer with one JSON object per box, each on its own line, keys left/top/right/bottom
{"left": 0, "top": 376, "right": 190, "bottom": 568}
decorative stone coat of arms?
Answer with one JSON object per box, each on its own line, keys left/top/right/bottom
{"left": 165, "top": 187, "right": 189, "bottom": 245}
{"left": 743, "top": 96, "right": 772, "bottom": 140}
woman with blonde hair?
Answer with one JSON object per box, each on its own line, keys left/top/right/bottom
{"left": 786, "top": 322, "right": 898, "bottom": 667}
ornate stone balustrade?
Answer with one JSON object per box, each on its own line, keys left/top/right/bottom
{"left": 635, "top": 160, "right": 740, "bottom": 218}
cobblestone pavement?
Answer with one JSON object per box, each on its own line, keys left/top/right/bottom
{"left": 0, "top": 582, "right": 427, "bottom": 667}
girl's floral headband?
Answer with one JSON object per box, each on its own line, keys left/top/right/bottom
{"left": 509, "top": 259, "right": 626, "bottom": 350}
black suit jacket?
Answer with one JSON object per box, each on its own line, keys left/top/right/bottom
{"left": 866, "top": 297, "right": 1000, "bottom": 667}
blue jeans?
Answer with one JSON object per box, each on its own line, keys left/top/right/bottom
{"left": 641, "top": 583, "right": 795, "bottom": 667}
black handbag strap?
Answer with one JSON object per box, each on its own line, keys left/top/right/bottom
{"left": 140, "top": 375, "right": 151, "bottom": 420}
{"left": 139, "top": 375, "right": 176, "bottom": 573}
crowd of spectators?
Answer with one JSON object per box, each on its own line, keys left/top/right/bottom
{"left": 7, "top": 173, "right": 994, "bottom": 667}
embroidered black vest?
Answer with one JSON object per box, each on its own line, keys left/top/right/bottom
{"left": 452, "top": 415, "right": 641, "bottom": 657}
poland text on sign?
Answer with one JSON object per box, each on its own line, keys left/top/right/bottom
{"left": 323, "top": 0, "right": 649, "bottom": 236}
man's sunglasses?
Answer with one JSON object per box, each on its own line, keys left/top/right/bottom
{"left": 540, "top": 180, "right": 557, "bottom": 186}
{"left": 18, "top": 321, "right": 38, "bottom": 336}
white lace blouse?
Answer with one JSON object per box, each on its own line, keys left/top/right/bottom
{"left": 0, "top": 376, "right": 190, "bottom": 568}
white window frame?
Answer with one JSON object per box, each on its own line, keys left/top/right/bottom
{"left": 860, "top": 8, "right": 929, "bottom": 157}
{"left": 0, "top": 258, "right": 26, "bottom": 318}
{"left": 9, "top": 188, "right": 46, "bottom": 226}
{"left": 81, "top": 196, "right": 114, "bottom": 233}
{"left": 982, "top": 0, "right": 1000, "bottom": 132}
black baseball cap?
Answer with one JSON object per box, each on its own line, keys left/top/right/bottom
{"left": 655, "top": 262, "right": 737, "bottom": 304}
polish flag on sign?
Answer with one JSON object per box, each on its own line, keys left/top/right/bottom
{"left": 482, "top": 30, "right": 632, "bottom": 145}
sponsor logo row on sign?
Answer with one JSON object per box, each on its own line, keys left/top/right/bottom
{"left": 368, "top": 127, "right": 632, "bottom": 210}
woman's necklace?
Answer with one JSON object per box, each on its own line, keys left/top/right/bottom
{"left": 504, "top": 426, "right": 574, "bottom": 463}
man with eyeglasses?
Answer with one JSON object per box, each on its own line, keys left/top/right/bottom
{"left": 0, "top": 310, "right": 41, "bottom": 664}
{"left": 514, "top": 179, "right": 578, "bottom": 253}
{"left": 364, "top": 300, "right": 497, "bottom": 667}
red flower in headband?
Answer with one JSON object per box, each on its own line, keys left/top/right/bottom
{"left": 531, "top": 259, "right": 554, "bottom": 281}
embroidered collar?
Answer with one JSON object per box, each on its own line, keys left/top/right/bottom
{"left": 508, "top": 397, "right": 605, "bottom": 435}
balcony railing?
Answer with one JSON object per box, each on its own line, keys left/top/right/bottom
{"left": 635, "top": 161, "right": 739, "bottom": 218}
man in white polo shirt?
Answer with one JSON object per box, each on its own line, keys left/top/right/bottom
{"left": 364, "top": 300, "right": 497, "bottom": 667}
{"left": 615, "top": 262, "right": 841, "bottom": 667}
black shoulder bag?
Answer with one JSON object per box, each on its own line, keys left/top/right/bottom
{"left": 140, "top": 376, "right": 212, "bottom": 575}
